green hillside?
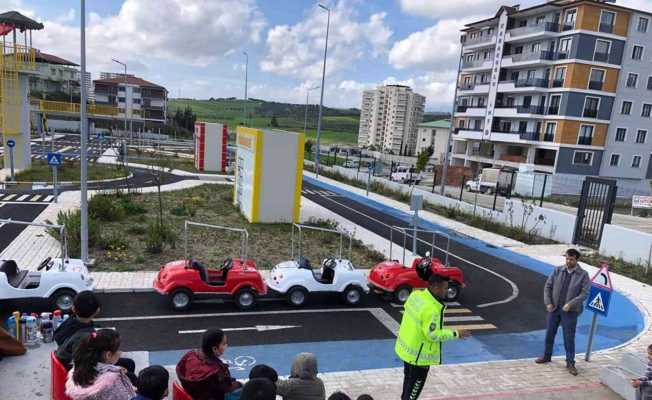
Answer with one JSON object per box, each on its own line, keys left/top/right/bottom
{"left": 169, "top": 98, "right": 360, "bottom": 145}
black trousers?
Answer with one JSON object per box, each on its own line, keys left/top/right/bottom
{"left": 401, "top": 362, "right": 430, "bottom": 400}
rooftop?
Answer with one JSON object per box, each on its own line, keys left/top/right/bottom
{"left": 35, "top": 51, "right": 78, "bottom": 66}
{"left": 418, "top": 119, "right": 451, "bottom": 129}
{"left": 93, "top": 76, "right": 166, "bottom": 90}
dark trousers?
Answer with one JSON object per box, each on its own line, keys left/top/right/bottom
{"left": 401, "top": 362, "right": 430, "bottom": 400}
{"left": 544, "top": 309, "right": 579, "bottom": 364}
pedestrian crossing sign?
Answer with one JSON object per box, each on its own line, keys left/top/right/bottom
{"left": 47, "top": 152, "right": 62, "bottom": 166}
{"left": 587, "top": 285, "right": 612, "bottom": 316}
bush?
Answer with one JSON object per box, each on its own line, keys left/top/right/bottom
{"left": 119, "top": 196, "right": 146, "bottom": 215}
{"left": 47, "top": 210, "right": 101, "bottom": 258}
{"left": 126, "top": 225, "right": 147, "bottom": 235}
{"left": 146, "top": 222, "right": 177, "bottom": 254}
{"left": 170, "top": 206, "right": 187, "bottom": 216}
{"left": 101, "top": 233, "right": 129, "bottom": 251}
{"left": 89, "top": 195, "right": 125, "bottom": 221}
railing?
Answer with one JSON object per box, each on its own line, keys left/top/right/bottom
{"left": 507, "top": 22, "right": 565, "bottom": 38}
{"left": 463, "top": 34, "right": 496, "bottom": 46}
{"left": 39, "top": 100, "right": 119, "bottom": 116}
{"left": 462, "top": 58, "right": 491, "bottom": 69}
{"left": 593, "top": 52, "right": 610, "bottom": 62}
{"left": 514, "top": 78, "right": 549, "bottom": 88}
{"left": 456, "top": 105, "right": 468, "bottom": 112}
{"left": 583, "top": 108, "right": 598, "bottom": 118}
{"left": 459, "top": 83, "right": 475, "bottom": 90}
{"left": 578, "top": 136, "right": 593, "bottom": 145}
{"left": 0, "top": 42, "right": 37, "bottom": 72}
{"left": 517, "top": 105, "right": 546, "bottom": 114}
{"left": 499, "top": 154, "right": 527, "bottom": 163}
{"left": 519, "top": 132, "right": 540, "bottom": 141}
{"left": 547, "top": 106, "right": 559, "bottom": 115}
{"left": 588, "top": 80, "right": 604, "bottom": 91}
{"left": 599, "top": 23, "right": 614, "bottom": 33}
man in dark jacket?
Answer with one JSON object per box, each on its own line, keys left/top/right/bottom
{"left": 535, "top": 248, "right": 590, "bottom": 375}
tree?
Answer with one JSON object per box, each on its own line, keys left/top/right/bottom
{"left": 416, "top": 148, "right": 431, "bottom": 172}
{"left": 270, "top": 115, "right": 279, "bottom": 127}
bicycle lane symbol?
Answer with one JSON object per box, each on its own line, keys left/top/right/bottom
{"left": 223, "top": 355, "right": 257, "bottom": 371}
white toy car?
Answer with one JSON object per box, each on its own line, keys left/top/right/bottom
{"left": 266, "top": 257, "right": 370, "bottom": 306}
{"left": 0, "top": 257, "right": 94, "bottom": 311}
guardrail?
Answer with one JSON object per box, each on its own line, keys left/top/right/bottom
{"left": 39, "top": 100, "right": 119, "bottom": 116}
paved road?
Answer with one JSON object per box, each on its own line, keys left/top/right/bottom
{"left": 0, "top": 203, "right": 48, "bottom": 253}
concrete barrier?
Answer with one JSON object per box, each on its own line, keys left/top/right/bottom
{"left": 601, "top": 352, "right": 647, "bottom": 400}
{"left": 600, "top": 224, "right": 652, "bottom": 267}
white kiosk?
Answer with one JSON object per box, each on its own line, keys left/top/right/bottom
{"left": 194, "top": 121, "right": 228, "bottom": 173}
{"left": 234, "top": 127, "right": 304, "bottom": 223}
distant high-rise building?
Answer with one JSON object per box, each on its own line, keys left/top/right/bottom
{"left": 357, "top": 85, "right": 425, "bottom": 156}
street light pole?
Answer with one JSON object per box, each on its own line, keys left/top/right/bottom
{"left": 80, "top": 0, "right": 89, "bottom": 262}
{"left": 243, "top": 51, "right": 248, "bottom": 126}
{"left": 315, "top": 3, "right": 330, "bottom": 179}
{"left": 304, "top": 85, "right": 320, "bottom": 135}
{"left": 111, "top": 58, "right": 128, "bottom": 142}
{"left": 440, "top": 36, "right": 464, "bottom": 196}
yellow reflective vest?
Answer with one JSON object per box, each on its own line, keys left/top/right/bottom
{"left": 395, "top": 288, "right": 459, "bottom": 366}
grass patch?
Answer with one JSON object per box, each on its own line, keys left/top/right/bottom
{"left": 127, "top": 149, "right": 200, "bottom": 173}
{"left": 584, "top": 252, "right": 652, "bottom": 286}
{"left": 77, "top": 184, "right": 383, "bottom": 272}
{"left": 15, "top": 160, "right": 127, "bottom": 182}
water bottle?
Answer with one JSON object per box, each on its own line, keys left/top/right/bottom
{"left": 24, "top": 316, "right": 38, "bottom": 345}
{"left": 10, "top": 311, "right": 20, "bottom": 339}
{"left": 41, "top": 318, "right": 54, "bottom": 343}
{"left": 52, "top": 310, "right": 63, "bottom": 331}
{"left": 31, "top": 312, "right": 41, "bottom": 331}
{"left": 6, "top": 316, "right": 17, "bottom": 339}
{"left": 19, "top": 315, "right": 28, "bottom": 344}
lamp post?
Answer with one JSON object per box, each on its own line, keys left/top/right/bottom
{"left": 80, "top": 0, "right": 89, "bottom": 262}
{"left": 440, "top": 36, "right": 464, "bottom": 196}
{"left": 304, "top": 85, "right": 320, "bottom": 135}
{"left": 315, "top": 3, "right": 330, "bottom": 179}
{"left": 243, "top": 51, "right": 248, "bottom": 126}
{"left": 111, "top": 58, "right": 128, "bottom": 141}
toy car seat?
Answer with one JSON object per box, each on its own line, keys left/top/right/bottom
{"left": 298, "top": 257, "right": 312, "bottom": 270}
{"left": 320, "top": 258, "right": 336, "bottom": 284}
{"left": 0, "top": 260, "right": 27, "bottom": 288}
{"left": 191, "top": 260, "right": 208, "bottom": 283}
{"left": 51, "top": 352, "right": 73, "bottom": 400}
{"left": 172, "top": 381, "right": 193, "bottom": 400}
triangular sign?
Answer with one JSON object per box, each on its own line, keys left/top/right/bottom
{"left": 590, "top": 264, "right": 613, "bottom": 290}
{"left": 589, "top": 292, "right": 605, "bottom": 312}
{"left": 49, "top": 155, "right": 60, "bottom": 165}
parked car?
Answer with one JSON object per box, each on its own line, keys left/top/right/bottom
{"left": 465, "top": 167, "right": 513, "bottom": 195}
{"left": 266, "top": 257, "right": 369, "bottom": 306}
{"left": 153, "top": 257, "right": 267, "bottom": 311}
{"left": 368, "top": 253, "right": 465, "bottom": 303}
{"left": 390, "top": 165, "right": 423, "bottom": 184}
{"left": 342, "top": 160, "right": 359, "bottom": 169}
{"left": 0, "top": 257, "right": 94, "bottom": 311}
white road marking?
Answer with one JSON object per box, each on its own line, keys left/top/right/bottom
{"left": 446, "top": 323, "right": 496, "bottom": 331}
{"left": 43, "top": 195, "right": 54, "bottom": 202}
{"left": 17, "top": 195, "right": 29, "bottom": 201}
{"left": 444, "top": 315, "right": 484, "bottom": 322}
{"left": 29, "top": 195, "right": 42, "bottom": 202}
{"left": 3, "top": 194, "right": 16, "bottom": 201}
{"left": 316, "top": 193, "right": 519, "bottom": 308}
{"left": 178, "top": 325, "right": 301, "bottom": 334}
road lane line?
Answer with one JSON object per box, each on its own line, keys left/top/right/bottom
{"left": 3, "top": 194, "right": 16, "bottom": 201}
{"left": 445, "top": 323, "right": 496, "bottom": 330}
{"left": 310, "top": 192, "right": 519, "bottom": 308}
{"left": 444, "top": 315, "right": 484, "bottom": 322}
{"left": 43, "top": 195, "right": 54, "bottom": 202}
{"left": 444, "top": 308, "right": 472, "bottom": 314}
{"left": 17, "top": 195, "right": 29, "bottom": 201}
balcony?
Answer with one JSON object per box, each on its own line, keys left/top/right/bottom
{"left": 455, "top": 127, "right": 484, "bottom": 140}
{"left": 588, "top": 80, "right": 604, "bottom": 91}
{"left": 506, "top": 22, "right": 567, "bottom": 40}
{"left": 550, "top": 79, "right": 564, "bottom": 88}
{"left": 461, "top": 58, "right": 492, "bottom": 70}
{"left": 547, "top": 106, "right": 559, "bottom": 115}
{"left": 599, "top": 23, "right": 614, "bottom": 34}
{"left": 593, "top": 52, "right": 610, "bottom": 62}
{"left": 543, "top": 133, "right": 555, "bottom": 142}
{"left": 582, "top": 108, "right": 598, "bottom": 118}
{"left": 500, "top": 154, "right": 527, "bottom": 163}
{"left": 515, "top": 78, "right": 549, "bottom": 88}
{"left": 578, "top": 136, "right": 593, "bottom": 145}
{"left": 463, "top": 34, "right": 496, "bottom": 47}
{"left": 519, "top": 132, "right": 540, "bottom": 141}
{"left": 458, "top": 82, "right": 490, "bottom": 94}
{"left": 516, "top": 105, "right": 546, "bottom": 115}
{"left": 455, "top": 106, "right": 486, "bottom": 117}
{"left": 502, "top": 51, "right": 566, "bottom": 67}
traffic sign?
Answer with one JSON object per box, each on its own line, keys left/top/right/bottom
{"left": 6, "top": 139, "right": 15, "bottom": 148}
{"left": 96, "top": 132, "right": 104, "bottom": 140}
{"left": 590, "top": 263, "right": 613, "bottom": 290}
{"left": 587, "top": 285, "right": 612, "bottom": 316}
{"left": 47, "top": 152, "right": 63, "bottom": 166}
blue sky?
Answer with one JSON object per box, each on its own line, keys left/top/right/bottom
{"left": 6, "top": 0, "right": 652, "bottom": 110}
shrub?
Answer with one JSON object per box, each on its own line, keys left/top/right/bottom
{"left": 119, "top": 196, "right": 146, "bottom": 215}
{"left": 89, "top": 195, "right": 125, "bottom": 221}
{"left": 126, "top": 225, "right": 147, "bottom": 235}
{"left": 47, "top": 210, "right": 101, "bottom": 258}
{"left": 170, "top": 206, "right": 187, "bottom": 216}
{"left": 101, "top": 233, "right": 129, "bottom": 251}
{"left": 135, "top": 255, "right": 146, "bottom": 264}
{"left": 146, "top": 222, "right": 177, "bottom": 254}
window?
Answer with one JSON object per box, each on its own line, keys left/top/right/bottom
{"left": 615, "top": 128, "right": 627, "bottom": 142}
{"left": 636, "top": 130, "right": 647, "bottom": 143}
{"left": 621, "top": 101, "right": 632, "bottom": 115}
{"left": 638, "top": 17, "right": 649, "bottom": 33}
{"left": 573, "top": 151, "right": 593, "bottom": 165}
{"left": 632, "top": 155, "right": 642, "bottom": 168}
{"left": 610, "top": 154, "right": 620, "bottom": 166}
{"left": 627, "top": 73, "right": 638, "bottom": 88}
{"left": 117, "top": 97, "right": 125, "bottom": 103}
{"left": 132, "top": 98, "right": 141, "bottom": 104}
{"left": 632, "top": 45, "right": 644, "bottom": 61}
{"left": 588, "top": 68, "right": 605, "bottom": 90}
{"left": 600, "top": 10, "right": 616, "bottom": 33}
{"left": 642, "top": 103, "right": 652, "bottom": 118}
{"left": 549, "top": 95, "right": 561, "bottom": 114}
{"left": 488, "top": 28, "right": 494, "bottom": 36}
{"left": 583, "top": 97, "right": 600, "bottom": 118}
{"left": 559, "top": 38, "right": 572, "bottom": 54}
{"left": 531, "top": 42, "right": 541, "bottom": 53}
{"left": 118, "top": 86, "right": 125, "bottom": 92}
{"left": 594, "top": 39, "right": 611, "bottom": 62}
{"left": 553, "top": 67, "right": 566, "bottom": 86}
{"left": 544, "top": 122, "right": 556, "bottom": 141}
{"left": 565, "top": 9, "right": 577, "bottom": 27}
{"left": 578, "top": 125, "right": 594, "bottom": 145}
{"left": 648, "top": 76, "right": 652, "bottom": 90}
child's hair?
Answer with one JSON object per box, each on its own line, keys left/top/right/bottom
{"left": 648, "top": 343, "right": 652, "bottom": 352}
{"left": 72, "top": 329, "right": 120, "bottom": 386}
{"left": 241, "top": 378, "right": 277, "bottom": 400}
{"left": 357, "top": 395, "right": 374, "bottom": 400}
{"left": 201, "top": 329, "right": 225, "bottom": 359}
{"left": 73, "top": 291, "right": 101, "bottom": 319}
{"left": 136, "top": 365, "right": 169, "bottom": 400}
{"left": 328, "top": 392, "right": 352, "bottom": 400}
{"left": 249, "top": 364, "right": 279, "bottom": 382}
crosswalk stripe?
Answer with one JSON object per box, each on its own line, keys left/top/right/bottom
{"left": 43, "top": 195, "right": 54, "bottom": 202}
{"left": 29, "top": 195, "right": 42, "bottom": 201}
{"left": 446, "top": 323, "right": 497, "bottom": 331}
{"left": 444, "top": 316, "right": 484, "bottom": 322}
{"left": 3, "top": 194, "right": 16, "bottom": 201}
{"left": 17, "top": 195, "right": 29, "bottom": 201}
{"left": 444, "top": 308, "right": 472, "bottom": 314}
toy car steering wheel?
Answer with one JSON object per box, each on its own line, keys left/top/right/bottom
{"left": 37, "top": 257, "right": 53, "bottom": 271}
{"left": 221, "top": 258, "right": 233, "bottom": 270}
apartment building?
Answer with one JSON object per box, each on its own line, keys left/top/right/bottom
{"left": 451, "top": 0, "right": 652, "bottom": 196}
{"left": 415, "top": 120, "right": 451, "bottom": 162}
{"left": 93, "top": 74, "right": 168, "bottom": 131}
{"left": 29, "top": 51, "right": 80, "bottom": 101}
{"left": 357, "top": 85, "right": 425, "bottom": 156}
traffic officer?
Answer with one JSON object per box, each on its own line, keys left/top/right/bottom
{"left": 395, "top": 272, "right": 471, "bottom": 400}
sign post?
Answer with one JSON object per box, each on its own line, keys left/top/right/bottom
{"left": 96, "top": 132, "right": 104, "bottom": 156}
{"left": 47, "top": 152, "right": 63, "bottom": 203}
{"left": 6, "top": 139, "right": 16, "bottom": 181}
{"left": 410, "top": 194, "right": 423, "bottom": 256}
{"left": 366, "top": 164, "right": 372, "bottom": 197}
{"left": 585, "top": 263, "right": 613, "bottom": 361}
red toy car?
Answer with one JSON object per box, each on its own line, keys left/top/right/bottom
{"left": 153, "top": 258, "right": 267, "bottom": 311}
{"left": 368, "top": 254, "right": 465, "bottom": 303}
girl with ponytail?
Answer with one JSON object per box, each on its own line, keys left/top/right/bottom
{"left": 65, "top": 329, "right": 136, "bottom": 400}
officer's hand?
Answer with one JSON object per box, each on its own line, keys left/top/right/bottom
{"left": 546, "top": 304, "right": 556, "bottom": 312}
{"left": 457, "top": 329, "right": 471, "bottom": 339}
{"left": 562, "top": 304, "right": 571, "bottom": 312}
{"left": 631, "top": 379, "right": 641, "bottom": 388}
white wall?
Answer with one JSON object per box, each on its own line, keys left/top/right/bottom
{"left": 501, "top": 199, "right": 576, "bottom": 243}
{"left": 600, "top": 224, "right": 652, "bottom": 267}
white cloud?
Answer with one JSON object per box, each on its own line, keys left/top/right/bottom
{"left": 398, "top": 0, "right": 502, "bottom": 19}
{"left": 260, "top": 1, "right": 392, "bottom": 80}
{"left": 31, "top": 0, "right": 266, "bottom": 72}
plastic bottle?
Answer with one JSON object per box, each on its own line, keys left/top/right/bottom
{"left": 31, "top": 312, "right": 41, "bottom": 331}
{"left": 52, "top": 310, "right": 63, "bottom": 331}
{"left": 24, "top": 316, "right": 38, "bottom": 345}
{"left": 11, "top": 311, "right": 20, "bottom": 339}
{"left": 7, "top": 316, "right": 17, "bottom": 339}
{"left": 19, "top": 315, "right": 28, "bottom": 344}
{"left": 41, "top": 317, "right": 54, "bottom": 343}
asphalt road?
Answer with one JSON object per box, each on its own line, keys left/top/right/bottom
{"left": 0, "top": 203, "right": 48, "bottom": 253}
{"left": 302, "top": 180, "right": 546, "bottom": 334}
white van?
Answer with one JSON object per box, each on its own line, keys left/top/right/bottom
{"left": 390, "top": 165, "right": 422, "bottom": 184}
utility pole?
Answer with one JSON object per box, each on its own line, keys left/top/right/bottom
{"left": 304, "top": 85, "right": 320, "bottom": 135}
{"left": 243, "top": 51, "right": 248, "bottom": 126}
{"left": 80, "top": 0, "right": 89, "bottom": 262}
{"left": 315, "top": 3, "right": 330, "bottom": 179}
{"left": 111, "top": 58, "right": 128, "bottom": 168}
{"left": 440, "top": 36, "right": 464, "bottom": 196}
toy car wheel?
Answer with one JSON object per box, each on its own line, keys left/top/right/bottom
{"left": 170, "top": 288, "right": 193, "bottom": 311}
{"left": 445, "top": 283, "right": 461, "bottom": 302}
{"left": 234, "top": 288, "right": 256, "bottom": 310}
{"left": 287, "top": 286, "right": 307, "bottom": 307}
{"left": 343, "top": 286, "right": 363, "bottom": 305}
{"left": 50, "top": 289, "right": 76, "bottom": 312}
{"left": 394, "top": 285, "right": 412, "bottom": 304}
